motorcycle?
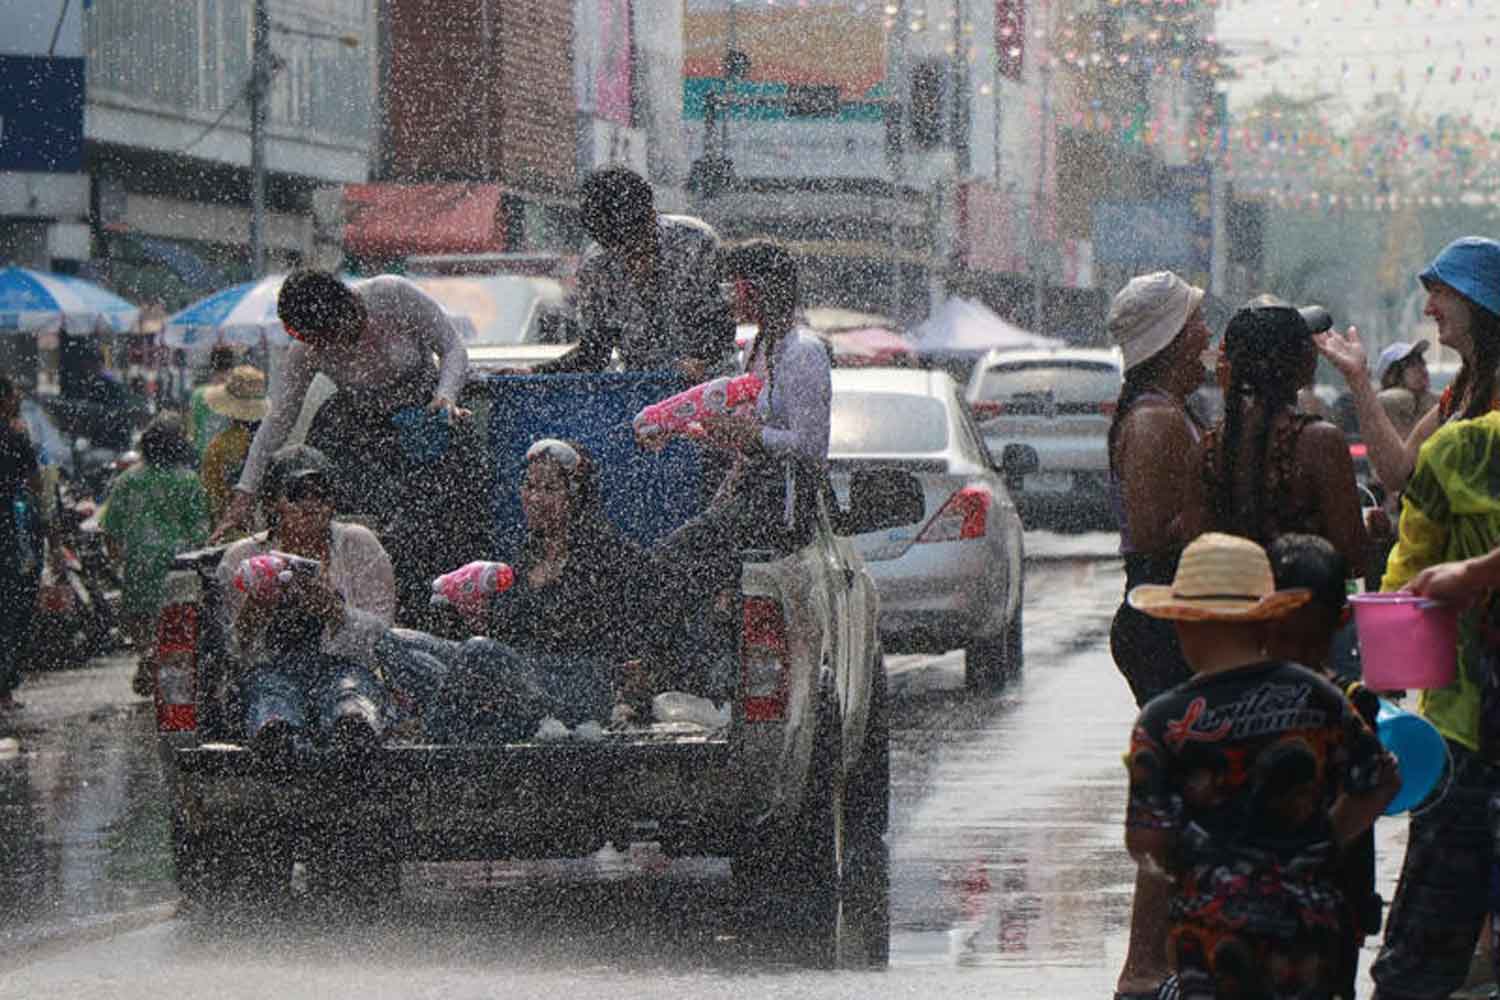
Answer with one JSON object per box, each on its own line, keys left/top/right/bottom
{"left": 26, "top": 481, "right": 123, "bottom": 672}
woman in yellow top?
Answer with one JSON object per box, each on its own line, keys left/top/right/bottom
{"left": 199, "top": 365, "right": 270, "bottom": 528}
{"left": 1366, "top": 406, "right": 1500, "bottom": 997}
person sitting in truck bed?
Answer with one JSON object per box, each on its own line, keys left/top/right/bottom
{"left": 218, "top": 444, "right": 397, "bottom": 757}
{"left": 418, "top": 437, "right": 661, "bottom": 741}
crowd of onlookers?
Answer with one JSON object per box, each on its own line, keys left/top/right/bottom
{"left": 1108, "top": 236, "right": 1500, "bottom": 1000}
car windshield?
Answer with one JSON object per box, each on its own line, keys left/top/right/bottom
{"left": 975, "top": 361, "right": 1121, "bottom": 405}
{"left": 830, "top": 391, "right": 948, "bottom": 454}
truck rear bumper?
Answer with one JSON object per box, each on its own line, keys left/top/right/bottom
{"left": 172, "top": 738, "right": 764, "bottom": 860}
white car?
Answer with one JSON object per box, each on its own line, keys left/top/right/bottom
{"left": 965, "top": 347, "right": 1124, "bottom": 530}
{"left": 828, "top": 367, "right": 1027, "bottom": 689}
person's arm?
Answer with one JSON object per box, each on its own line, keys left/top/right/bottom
{"left": 1406, "top": 547, "right": 1500, "bottom": 608}
{"left": 1326, "top": 681, "right": 1401, "bottom": 842}
{"left": 1123, "top": 720, "right": 1181, "bottom": 881}
{"left": 234, "top": 345, "right": 314, "bottom": 498}
{"left": 757, "top": 338, "right": 831, "bottom": 463}
{"left": 388, "top": 278, "right": 470, "bottom": 415}
{"left": 1330, "top": 753, "right": 1400, "bottom": 845}
{"left": 216, "top": 540, "right": 271, "bottom": 659}
{"left": 1117, "top": 402, "right": 1204, "bottom": 552}
{"left": 1315, "top": 326, "right": 1437, "bottom": 492}
{"left": 1303, "top": 421, "right": 1368, "bottom": 577}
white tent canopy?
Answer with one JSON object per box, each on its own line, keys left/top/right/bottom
{"left": 908, "top": 297, "right": 1062, "bottom": 355}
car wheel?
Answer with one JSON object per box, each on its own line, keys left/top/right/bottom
{"left": 305, "top": 825, "right": 401, "bottom": 903}
{"left": 1004, "top": 582, "right": 1024, "bottom": 677}
{"left": 733, "top": 697, "right": 846, "bottom": 906}
{"left": 174, "top": 815, "right": 290, "bottom": 911}
{"left": 845, "top": 649, "right": 889, "bottom": 844}
{"left": 964, "top": 635, "right": 1006, "bottom": 690}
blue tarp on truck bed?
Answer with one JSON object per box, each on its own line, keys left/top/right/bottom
{"left": 485, "top": 373, "right": 707, "bottom": 556}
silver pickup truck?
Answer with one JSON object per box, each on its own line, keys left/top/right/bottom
{"left": 149, "top": 446, "right": 916, "bottom": 925}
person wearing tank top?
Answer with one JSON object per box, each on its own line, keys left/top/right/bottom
{"left": 1103, "top": 271, "right": 1212, "bottom": 1000}
{"left": 1202, "top": 295, "right": 1366, "bottom": 574}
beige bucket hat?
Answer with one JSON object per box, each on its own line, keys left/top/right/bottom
{"left": 1129, "top": 532, "right": 1311, "bottom": 622}
{"left": 1107, "top": 271, "right": 1206, "bottom": 372}
{"left": 204, "top": 365, "right": 271, "bottom": 422}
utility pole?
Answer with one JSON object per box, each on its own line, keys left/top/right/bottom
{"left": 1032, "top": 58, "right": 1050, "bottom": 332}
{"left": 248, "top": 0, "right": 271, "bottom": 277}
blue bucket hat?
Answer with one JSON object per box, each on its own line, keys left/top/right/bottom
{"left": 1419, "top": 237, "right": 1500, "bottom": 318}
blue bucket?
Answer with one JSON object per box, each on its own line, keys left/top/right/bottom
{"left": 1377, "top": 699, "right": 1448, "bottom": 815}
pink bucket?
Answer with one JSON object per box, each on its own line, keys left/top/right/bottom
{"left": 1349, "top": 593, "right": 1459, "bottom": 691}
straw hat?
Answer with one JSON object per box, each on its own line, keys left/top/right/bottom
{"left": 1128, "top": 532, "right": 1311, "bottom": 622}
{"left": 1107, "top": 271, "right": 1206, "bottom": 372}
{"left": 204, "top": 365, "right": 271, "bottom": 422}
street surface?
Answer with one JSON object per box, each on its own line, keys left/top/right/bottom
{"left": 0, "top": 532, "right": 1432, "bottom": 998}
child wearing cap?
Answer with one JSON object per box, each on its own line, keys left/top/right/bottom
{"left": 1123, "top": 532, "right": 1399, "bottom": 1000}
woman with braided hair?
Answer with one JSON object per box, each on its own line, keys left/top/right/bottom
{"left": 1203, "top": 295, "right": 1366, "bottom": 574}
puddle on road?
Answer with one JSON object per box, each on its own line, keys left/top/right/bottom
{"left": 0, "top": 694, "right": 176, "bottom": 945}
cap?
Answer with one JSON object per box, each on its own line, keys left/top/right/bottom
{"left": 1375, "top": 340, "right": 1430, "bottom": 384}
{"left": 1239, "top": 293, "right": 1333, "bottom": 336}
{"left": 1419, "top": 237, "right": 1500, "bottom": 317}
{"left": 1107, "top": 271, "right": 1206, "bottom": 372}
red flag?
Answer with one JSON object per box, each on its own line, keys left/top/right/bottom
{"left": 997, "top": 0, "right": 1025, "bottom": 80}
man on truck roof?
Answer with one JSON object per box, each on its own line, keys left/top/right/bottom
{"left": 531, "top": 167, "right": 736, "bottom": 380}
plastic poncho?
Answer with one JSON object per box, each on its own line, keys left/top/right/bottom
{"left": 1382, "top": 410, "right": 1500, "bottom": 750}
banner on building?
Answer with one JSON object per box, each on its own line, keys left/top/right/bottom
{"left": 0, "top": 56, "right": 84, "bottom": 173}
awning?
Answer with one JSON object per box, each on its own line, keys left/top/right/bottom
{"left": 343, "top": 183, "right": 508, "bottom": 258}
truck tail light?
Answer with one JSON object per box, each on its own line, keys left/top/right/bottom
{"left": 154, "top": 602, "right": 199, "bottom": 732}
{"left": 970, "top": 400, "right": 1005, "bottom": 421}
{"left": 741, "top": 596, "right": 789, "bottom": 722}
{"left": 917, "top": 485, "right": 992, "bottom": 543}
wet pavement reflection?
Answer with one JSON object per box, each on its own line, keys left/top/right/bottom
{"left": 0, "top": 534, "right": 1423, "bottom": 997}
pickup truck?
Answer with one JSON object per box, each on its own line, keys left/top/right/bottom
{"left": 149, "top": 374, "right": 913, "bottom": 923}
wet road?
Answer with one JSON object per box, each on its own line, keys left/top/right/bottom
{"left": 0, "top": 533, "right": 1418, "bottom": 998}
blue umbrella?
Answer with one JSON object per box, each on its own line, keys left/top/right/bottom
{"left": 0, "top": 266, "right": 140, "bottom": 334}
{"left": 162, "top": 274, "right": 289, "bottom": 349}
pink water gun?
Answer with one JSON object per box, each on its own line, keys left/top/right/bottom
{"left": 633, "top": 373, "right": 763, "bottom": 443}
{"left": 430, "top": 561, "right": 515, "bottom": 627}
{"left": 231, "top": 552, "right": 321, "bottom": 603}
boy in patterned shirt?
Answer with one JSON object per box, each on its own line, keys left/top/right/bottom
{"left": 1124, "top": 532, "right": 1400, "bottom": 999}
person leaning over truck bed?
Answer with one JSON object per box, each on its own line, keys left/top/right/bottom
{"left": 528, "top": 167, "right": 736, "bottom": 380}
{"left": 218, "top": 445, "right": 397, "bottom": 757}
{"left": 212, "top": 270, "right": 491, "bottom": 631}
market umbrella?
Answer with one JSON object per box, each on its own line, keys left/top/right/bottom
{"left": 826, "top": 326, "right": 914, "bottom": 366}
{"left": 162, "top": 274, "right": 290, "bottom": 349}
{"left": 163, "top": 274, "right": 477, "bottom": 349}
{"left": 907, "top": 297, "right": 1063, "bottom": 355}
{"left": 0, "top": 266, "right": 140, "bottom": 334}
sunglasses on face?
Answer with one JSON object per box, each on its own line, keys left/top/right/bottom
{"left": 282, "top": 474, "right": 331, "bottom": 505}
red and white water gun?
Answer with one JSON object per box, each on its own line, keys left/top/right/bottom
{"left": 230, "top": 552, "right": 321, "bottom": 603}
{"left": 430, "top": 560, "right": 515, "bottom": 628}
{"left": 632, "top": 373, "right": 763, "bottom": 444}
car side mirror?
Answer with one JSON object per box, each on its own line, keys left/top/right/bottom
{"left": 999, "top": 444, "right": 1039, "bottom": 490}
{"left": 840, "top": 468, "right": 925, "bottom": 536}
